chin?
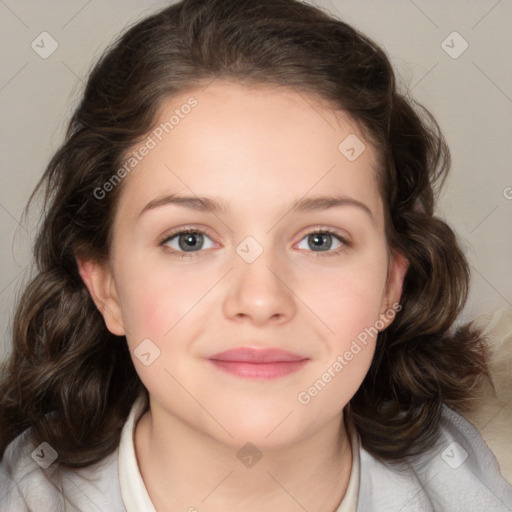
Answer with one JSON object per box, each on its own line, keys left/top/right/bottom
{"left": 207, "top": 409, "right": 313, "bottom": 452}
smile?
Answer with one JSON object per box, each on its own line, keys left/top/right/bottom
{"left": 208, "top": 347, "right": 309, "bottom": 380}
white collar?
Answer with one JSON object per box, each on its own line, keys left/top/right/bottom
{"left": 118, "top": 392, "right": 156, "bottom": 511}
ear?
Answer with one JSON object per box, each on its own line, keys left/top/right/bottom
{"left": 76, "top": 256, "right": 126, "bottom": 336}
{"left": 378, "top": 249, "right": 409, "bottom": 327}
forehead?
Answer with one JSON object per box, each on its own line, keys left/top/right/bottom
{"left": 114, "top": 80, "right": 383, "bottom": 223}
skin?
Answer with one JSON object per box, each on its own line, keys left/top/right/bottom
{"left": 78, "top": 80, "right": 409, "bottom": 512}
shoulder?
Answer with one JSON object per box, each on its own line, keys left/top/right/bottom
{"left": 0, "top": 427, "right": 125, "bottom": 512}
{"left": 461, "top": 307, "right": 512, "bottom": 483}
{"left": 357, "top": 405, "right": 512, "bottom": 511}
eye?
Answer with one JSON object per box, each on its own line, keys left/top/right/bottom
{"left": 159, "top": 229, "right": 215, "bottom": 256}
{"left": 296, "top": 229, "right": 349, "bottom": 256}
{"left": 159, "top": 227, "right": 350, "bottom": 258}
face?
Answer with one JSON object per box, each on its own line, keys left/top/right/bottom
{"left": 80, "top": 80, "right": 408, "bottom": 449}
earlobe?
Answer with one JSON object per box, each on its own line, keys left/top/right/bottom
{"left": 76, "top": 256, "right": 126, "bottom": 336}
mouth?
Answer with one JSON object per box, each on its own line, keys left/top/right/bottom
{"left": 207, "top": 347, "right": 309, "bottom": 380}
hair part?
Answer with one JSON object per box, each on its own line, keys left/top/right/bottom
{"left": 0, "top": 0, "right": 489, "bottom": 467}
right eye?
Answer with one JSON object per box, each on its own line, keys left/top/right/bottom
{"left": 159, "top": 229, "right": 216, "bottom": 257}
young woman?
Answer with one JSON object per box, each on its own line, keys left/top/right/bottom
{"left": 1, "top": 1, "right": 510, "bottom": 510}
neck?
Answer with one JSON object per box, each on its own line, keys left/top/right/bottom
{"left": 134, "top": 399, "right": 354, "bottom": 512}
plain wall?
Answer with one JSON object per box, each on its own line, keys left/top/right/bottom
{"left": 0, "top": 0, "right": 511, "bottom": 360}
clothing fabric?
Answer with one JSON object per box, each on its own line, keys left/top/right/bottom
{"left": 1, "top": 393, "right": 511, "bottom": 511}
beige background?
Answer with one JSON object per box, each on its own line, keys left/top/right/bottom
{"left": 0, "top": 0, "right": 511, "bottom": 362}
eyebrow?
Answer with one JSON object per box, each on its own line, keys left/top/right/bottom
{"left": 137, "top": 193, "right": 374, "bottom": 220}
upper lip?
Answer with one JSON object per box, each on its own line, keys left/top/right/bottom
{"left": 208, "top": 347, "right": 308, "bottom": 363}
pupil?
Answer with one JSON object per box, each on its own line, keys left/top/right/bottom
{"left": 311, "top": 233, "right": 331, "bottom": 251}
{"left": 180, "top": 233, "right": 202, "bottom": 251}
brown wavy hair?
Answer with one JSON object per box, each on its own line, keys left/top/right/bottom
{"left": 0, "top": 0, "right": 489, "bottom": 467}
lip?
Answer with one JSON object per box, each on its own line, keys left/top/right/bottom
{"left": 209, "top": 347, "right": 306, "bottom": 363}
{"left": 208, "top": 347, "right": 309, "bottom": 379}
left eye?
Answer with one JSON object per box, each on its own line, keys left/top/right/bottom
{"left": 297, "top": 231, "right": 344, "bottom": 252}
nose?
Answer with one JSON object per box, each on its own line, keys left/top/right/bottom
{"left": 222, "top": 245, "right": 297, "bottom": 326}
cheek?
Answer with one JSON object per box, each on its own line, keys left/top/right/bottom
{"left": 298, "top": 274, "right": 384, "bottom": 416}
{"left": 115, "top": 257, "right": 215, "bottom": 345}
{"left": 311, "top": 255, "right": 389, "bottom": 339}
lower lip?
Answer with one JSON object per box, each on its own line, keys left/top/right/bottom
{"left": 208, "top": 359, "right": 308, "bottom": 379}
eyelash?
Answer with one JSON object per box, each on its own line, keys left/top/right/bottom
{"left": 158, "top": 227, "right": 351, "bottom": 258}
